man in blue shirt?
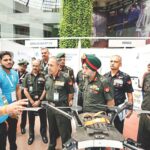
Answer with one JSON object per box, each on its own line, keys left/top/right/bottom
{"left": 0, "top": 93, "right": 28, "bottom": 150}
{"left": 0, "top": 97, "right": 28, "bottom": 116}
{"left": 0, "top": 51, "right": 21, "bottom": 150}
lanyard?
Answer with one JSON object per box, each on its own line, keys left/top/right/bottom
{"left": 19, "top": 72, "right": 26, "bottom": 81}
{"left": 6, "top": 74, "right": 14, "bottom": 88}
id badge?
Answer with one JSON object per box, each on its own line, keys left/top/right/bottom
{"left": 54, "top": 92, "right": 59, "bottom": 101}
{"left": 29, "top": 86, "right": 33, "bottom": 92}
{"left": 34, "top": 95, "right": 39, "bottom": 99}
{"left": 11, "top": 91, "right": 17, "bottom": 102}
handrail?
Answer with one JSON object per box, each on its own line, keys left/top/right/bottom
{"left": 0, "top": 37, "right": 150, "bottom": 40}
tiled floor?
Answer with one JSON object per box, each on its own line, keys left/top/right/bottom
{"left": 6, "top": 116, "right": 49, "bottom": 150}
{"left": 124, "top": 111, "right": 139, "bottom": 141}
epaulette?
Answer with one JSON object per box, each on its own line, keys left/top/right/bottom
{"left": 103, "top": 72, "right": 110, "bottom": 77}
{"left": 100, "top": 75, "right": 107, "bottom": 83}
{"left": 120, "top": 71, "right": 129, "bottom": 76}
{"left": 66, "top": 66, "right": 73, "bottom": 71}
{"left": 26, "top": 72, "right": 31, "bottom": 77}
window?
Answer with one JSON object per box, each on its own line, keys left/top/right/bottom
{"left": 43, "top": 24, "right": 59, "bottom": 37}
{"left": 13, "top": 0, "right": 29, "bottom": 13}
{"left": 43, "top": 24, "right": 52, "bottom": 37}
{"left": 13, "top": 24, "right": 29, "bottom": 44}
{"left": 42, "top": 0, "right": 61, "bottom": 12}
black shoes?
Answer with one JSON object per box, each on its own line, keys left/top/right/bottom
{"left": 21, "top": 128, "right": 26, "bottom": 134}
{"left": 42, "top": 136, "right": 48, "bottom": 144}
{"left": 28, "top": 137, "right": 34, "bottom": 145}
{"left": 27, "top": 135, "right": 47, "bottom": 145}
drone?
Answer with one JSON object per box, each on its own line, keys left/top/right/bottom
{"left": 41, "top": 102, "right": 147, "bottom": 150}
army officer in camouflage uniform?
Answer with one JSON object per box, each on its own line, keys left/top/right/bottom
{"left": 40, "top": 47, "right": 50, "bottom": 75}
{"left": 44, "top": 56, "right": 74, "bottom": 150}
{"left": 24, "top": 60, "right": 48, "bottom": 145}
{"left": 56, "top": 53, "right": 75, "bottom": 83}
{"left": 76, "top": 70, "right": 85, "bottom": 109}
{"left": 82, "top": 54, "right": 114, "bottom": 112}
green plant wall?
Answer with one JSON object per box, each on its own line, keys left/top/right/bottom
{"left": 59, "top": 0, "right": 92, "bottom": 48}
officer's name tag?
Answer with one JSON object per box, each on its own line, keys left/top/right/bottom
{"left": 54, "top": 92, "right": 59, "bottom": 101}
{"left": 55, "top": 81, "right": 64, "bottom": 86}
{"left": 11, "top": 91, "right": 17, "bottom": 102}
{"left": 114, "top": 79, "right": 123, "bottom": 85}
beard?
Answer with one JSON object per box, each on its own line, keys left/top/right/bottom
{"left": 1, "top": 64, "right": 12, "bottom": 70}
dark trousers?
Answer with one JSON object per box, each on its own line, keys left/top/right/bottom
{"left": 0, "top": 122, "right": 7, "bottom": 150}
{"left": 47, "top": 108, "right": 71, "bottom": 150}
{"left": 137, "top": 114, "right": 150, "bottom": 150}
{"left": 7, "top": 117, "right": 18, "bottom": 150}
{"left": 20, "top": 91, "right": 27, "bottom": 129}
{"left": 77, "top": 91, "right": 83, "bottom": 107}
{"left": 20, "top": 111, "right": 27, "bottom": 129}
{"left": 0, "top": 117, "right": 18, "bottom": 150}
{"left": 77, "top": 91, "right": 83, "bottom": 114}
{"left": 28, "top": 108, "right": 47, "bottom": 138}
{"left": 114, "top": 116, "right": 124, "bottom": 134}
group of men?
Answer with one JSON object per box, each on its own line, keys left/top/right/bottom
{"left": 0, "top": 48, "right": 75, "bottom": 150}
{"left": 0, "top": 48, "right": 149, "bottom": 150}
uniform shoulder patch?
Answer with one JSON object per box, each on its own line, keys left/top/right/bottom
{"left": 127, "top": 80, "right": 132, "bottom": 84}
{"left": 104, "top": 87, "right": 110, "bottom": 92}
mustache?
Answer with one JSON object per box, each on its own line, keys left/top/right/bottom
{"left": 33, "top": 68, "right": 39, "bottom": 72}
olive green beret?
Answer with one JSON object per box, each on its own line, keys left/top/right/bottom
{"left": 82, "top": 54, "right": 101, "bottom": 71}
{"left": 56, "top": 53, "right": 65, "bottom": 58}
{"left": 18, "top": 59, "right": 29, "bottom": 66}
